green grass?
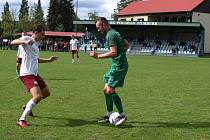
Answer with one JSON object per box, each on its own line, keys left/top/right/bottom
{"left": 1, "top": 50, "right": 210, "bottom": 140}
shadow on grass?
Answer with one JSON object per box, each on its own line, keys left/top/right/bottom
{"left": 31, "top": 115, "right": 96, "bottom": 127}
{"left": 126, "top": 121, "right": 210, "bottom": 129}
{"left": 44, "top": 78, "right": 75, "bottom": 81}
{"left": 30, "top": 115, "right": 136, "bottom": 128}
{"left": 23, "top": 115, "right": 210, "bottom": 129}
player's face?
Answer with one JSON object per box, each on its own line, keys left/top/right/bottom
{"left": 96, "top": 21, "right": 106, "bottom": 34}
{"left": 37, "top": 30, "right": 45, "bottom": 41}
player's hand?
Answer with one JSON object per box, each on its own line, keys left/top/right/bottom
{"left": 89, "top": 51, "right": 98, "bottom": 58}
{"left": 49, "top": 56, "right": 59, "bottom": 62}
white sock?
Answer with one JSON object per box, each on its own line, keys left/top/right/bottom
{"left": 16, "top": 69, "right": 20, "bottom": 76}
{"left": 19, "top": 99, "right": 36, "bottom": 121}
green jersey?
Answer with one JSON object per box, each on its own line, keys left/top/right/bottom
{"left": 105, "top": 28, "right": 128, "bottom": 68}
{"left": 103, "top": 28, "right": 128, "bottom": 87}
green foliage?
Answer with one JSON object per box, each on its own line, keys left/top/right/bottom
{"left": 17, "top": 0, "right": 31, "bottom": 32}
{"left": 113, "top": 0, "right": 139, "bottom": 20}
{"left": 34, "top": 0, "right": 45, "bottom": 25}
{"left": 47, "top": 0, "right": 60, "bottom": 31}
{"left": 17, "top": 16, "right": 32, "bottom": 32}
{"left": 1, "top": 2, "right": 14, "bottom": 38}
{"left": 19, "top": 0, "right": 29, "bottom": 20}
{"left": 2, "top": 51, "right": 210, "bottom": 139}
{"left": 47, "top": 0, "right": 75, "bottom": 31}
{"left": 59, "top": 0, "right": 74, "bottom": 31}
{"left": 88, "top": 11, "right": 98, "bottom": 20}
{"left": 117, "top": 0, "right": 137, "bottom": 11}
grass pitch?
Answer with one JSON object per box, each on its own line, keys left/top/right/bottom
{"left": 1, "top": 50, "right": 210, "bottom": 140}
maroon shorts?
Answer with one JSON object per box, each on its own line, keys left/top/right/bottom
{"left": 16, "top": 57, "right": 22, "bottom": 64}
{"left": 20, "top": 74, "right": 47, "bottom": 92}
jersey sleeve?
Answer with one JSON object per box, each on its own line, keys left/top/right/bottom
{"left": 106, "top": 32, "right": 119, "bottom": 49}
{"left": 19, "top": 36, "right": 33, "bottom": 48}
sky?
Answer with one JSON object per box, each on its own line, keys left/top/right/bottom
{"left": 0, "top": 0, "right": 120, "bottom": 20}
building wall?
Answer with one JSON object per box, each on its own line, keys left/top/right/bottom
{"left": 118, "top": 13, "right": 188, "bottom": 22}
{"left": 192, "top": 12, "right": 210, "bottom": 53}
{"left": 118, "top": 15, "right": 149, "bottom": 21}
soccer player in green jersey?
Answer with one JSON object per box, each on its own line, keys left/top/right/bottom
{"left": 90, "top": 17, "right": 129, "bottom": 126}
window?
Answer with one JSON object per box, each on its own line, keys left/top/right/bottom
{"left": 137, "top": 18, "right": 144, "bottom": 21}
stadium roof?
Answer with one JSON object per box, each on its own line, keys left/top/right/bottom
{"left": 116, "top": 0, "right": 205, "bottom": 16}
{"left": 73, "top": 20, "right": 201, "bottom": 28}
{"left": 14, "top": 31, "right": 84, "bottom": 37}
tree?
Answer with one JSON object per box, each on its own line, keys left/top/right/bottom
{"left": 1, "top": 2, "right": 14, "bottom": 38}
{"left": 112, "top": 0, "right": 139, "bottom": 20}
{"left": 47, "top": 0, "right": 75, "bottom": 31}
{"left": 59, "top": 0, "right": 75, "bottom": 31}
{"left": 88, "top": 11, "right": 98, "bottom": 20}
{"left": 117, "top": 0, "right": 137, "bottom": 12}
{"left": 34, "top": 0, "right": 45, "bottom": 25}
{"left": 47, "top": 0, "right": 60, "bottom": 31}
{"left": 18, "top": 0, "right": 31, "bottom": 32}
{"left": 29, "top": 4, "right": 36, "bottom": 25}
{"left": 19, "top": 0, "right": 29, "bottom": 20}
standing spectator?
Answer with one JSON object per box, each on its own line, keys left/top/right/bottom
{"left": 11, "top": 24, "right": 58, "bottom": 128}
{"left": 63, "top": 41, "right": 69, "bottom": 52}
{"left": 89, "top": 17, "right": 129, "bottom": 126}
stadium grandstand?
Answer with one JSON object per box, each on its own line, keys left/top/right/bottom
{"left": 74, "top": 0, "right": 210, "bottom": 56}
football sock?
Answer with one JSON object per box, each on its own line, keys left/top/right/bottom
{"left": 119, "top": 112, "right": 125, "bottom": 117}
{"left": 16, "top": 69, "right": 20, "bottom": 77}
{"left": 112, "top": 92, "right": 124, "bottom": 114}
{"left": 19, "top": 99, "right": 36, "bottom": 121}
{"left": 106, "top": 112, "right": 113, "bottom": 117}
{"left": 104, "top": 93, "right": 113, "bottom": 112}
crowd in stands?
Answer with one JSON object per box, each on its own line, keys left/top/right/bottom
{"left": 0, "top": 36, "right": 200, "bottom": 56}
{"left": 127, "top": 39, "right": 200, "bottom": 56}
{"left": 0, "top": 38, "right": 79, "bottom": 52}
{"left": 0, "top": 36, "right": 107, "bottom": 53}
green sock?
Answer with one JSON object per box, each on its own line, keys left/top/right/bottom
{"left": 104, "top": 93, "right": 113, "bottom": 112}
{"left": 112, "top": 92, "right": 124, "bottom": 114}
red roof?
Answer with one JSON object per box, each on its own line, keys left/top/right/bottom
{"left": 117, "top": 0, "right": 204, "bottom": 16}
{"left": 14, "top": 31, "right": 84, "bottom": 37}
{"left": 44, "top": 31, "right": 84, "bottom": 37}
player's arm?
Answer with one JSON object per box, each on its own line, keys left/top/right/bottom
{"left": 38, "top": 56, "right": 59, "bottom": 63}
{"left": 123, "top": 39, "right": 129, "bottom": 51}
{"left": 90, "top": 45, "right": 117, "bottom": 59}
{"left": 11, "top": 38, "right": 33, "bottom": 46}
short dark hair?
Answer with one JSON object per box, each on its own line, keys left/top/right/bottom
{"left": 95, "top": 17, "right": 109, "bottom": 25}
{"left": 33, "top": 24, "right": 45, "bottom": 33}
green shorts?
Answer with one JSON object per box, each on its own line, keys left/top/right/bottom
{"left": 103, "top": 66, "right": 128, "bottom": 88}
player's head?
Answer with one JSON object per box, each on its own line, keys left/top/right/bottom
{"left": 32, "top": 24, "right": 45, "bottom": 41}
{"left": 72, "top": 35, "right": 75, "bottom": 39}
{"left": 95, "top": 17, "right": 110, "bottom": 34}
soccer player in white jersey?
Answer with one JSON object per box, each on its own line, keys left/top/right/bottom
{"left": 16, "top": 32, "right": 27, "bottom": 78}
{"left": 69, "top": 35, "right": 80, "bottom": 63}
{"left": 11, "top": 24, "right": 58, "bottom": 128}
